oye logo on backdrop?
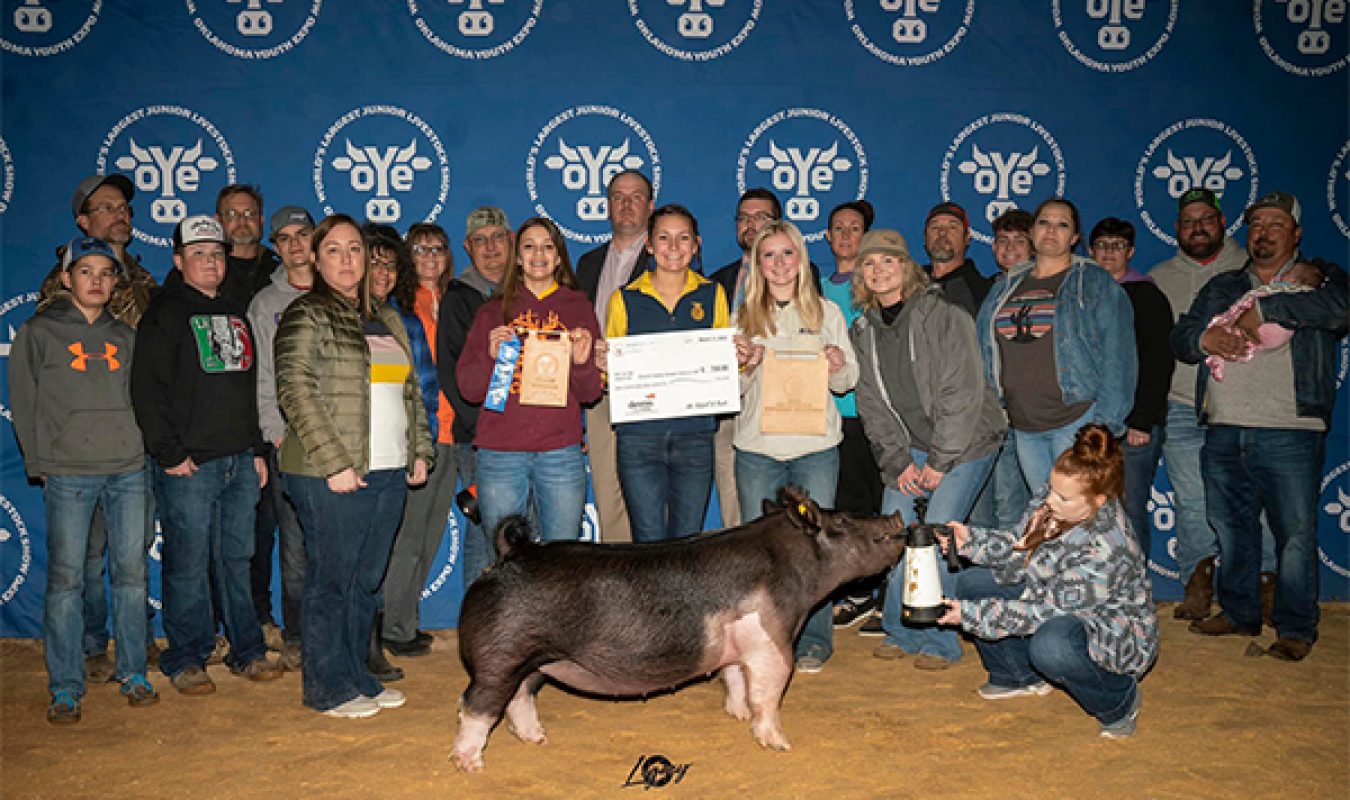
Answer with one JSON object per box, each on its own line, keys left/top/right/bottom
{"left": 939, "top": 112, "right": 1066, "bottom": 245}
{"left": 1319, "top": 461, "right": 1350, "bottom": 579}
{"left": 1329, "top": 139, "right": 1350, "bottom": 239}
{"left": 1051, "top": 0, "right": 1178, "bottom": 72}
{"left": 1, "top": 0, "right": 100, "bottom": 57}
{"left": 628, "top": 0, "right": 762, "bottom": 61}
{"left": 737, "top": 108, "right": 868, "bottom": 243}
{"left": 1145, "top": 485, "right": 1181, "bottom": 582}
{"left": 421, "top": 512, "right": 461, "bottom": 601}
{"left": 0, "top": 135, "right": 13, "bottom": 215}
{"left": 526, "top": 105, "right": 662, "bottom": 244}
{"left": 1255, "top": 0, "right": 1349, "bottom": 77}
{"left": 313, "top": 105, "right": 451, "bottom": 225}
{"left": 408, "top": 0, "right": 543, "bottom": 59}
{"left": 186, "top": 0, "right": 322, "bottom": 59}
{"left": 0, "top": 293, "right": 39, "bottom": 424}
{"left": 1134, "top": 118, "right": 1258, "bottom": 247}
{"left": 0, "top": 495, "right": 33, "bottom": 609}
{"left": 96, "top": 106, "right": 237, "bottom": 249}
{"left": 845, "top": 0, "right": 975, "bottom": 67}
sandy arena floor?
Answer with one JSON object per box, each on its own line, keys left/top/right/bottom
{"left": 1, "top": 603, "right": 1346, "bottom": 799}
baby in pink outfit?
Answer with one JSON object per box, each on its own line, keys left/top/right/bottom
{"left": 1205, "top": 261, "right": 1324, "bottom": 381}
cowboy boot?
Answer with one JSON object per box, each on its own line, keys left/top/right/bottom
{"left": 1173, "top": 556, "right": 1215, "bottom": 620}
{"left": 1259, "top": 572, "right": 1277, "bottom": 628}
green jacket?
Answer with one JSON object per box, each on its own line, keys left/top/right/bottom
{"left": 275, "top": 291, "right": 433, "bottom": 479}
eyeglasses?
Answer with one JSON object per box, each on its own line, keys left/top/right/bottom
{"left": 469, "top": 231, "right": 509, "bottom": 247}
{"left": 370, "top": 258, "right": 398, "bottom": 272}
{"left": 88, "top": 202, "right": 130, "bottom": 217}
{"left": 1178, "top": 213, "right": 1220, "bottom": 230}
{"left": 735, "top": 212, "right": 773, "bottom": 225}
{"left": 412, "top": 244, "right": 447, "bottom": 256}
{"left": 222, "top": 209, "right": 259, "bottom": 221}
{"left": 1091, "top": 240, "right": 1130, "bottom": 253}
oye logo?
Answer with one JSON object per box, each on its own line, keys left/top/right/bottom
{"left": 0, "top": 293, "right": 39, "bottom": 424}
{"left": 1255, "top": 0, "right": 1348, "bottom": 77}
{"left": 526, "top": 105, "right": 662, "bottom": 244}
{"left": 0, "top": 494, "right": 32, "bottom": 608}
{"left": 0, "top": 134, "right": 13, "bottom": 215}
{"left": 1052, "top": 0, "right": 1178, "bottom": 72}
{"left": 97, "top": 105, "right": 237, "bottom": 249}
{"left": 939, "top": 112, "right": 1066, "bottom": 244}
{"left": 1, "top": 0, "right": 100, "bottom": 57}
{"left": 1328, "top": 139, "right": 1350, "bottom": 239}
{"left": 629, "top": 0, "right": 762, "bottom": 61}
{"left": 1319, "top": 461, "right": 1350, "bottom": 579}
{"left": 313, "top": 105, "right": 450, "bottom": 225}
{"left": 422, "top": 510, "right": 461, "bottom": 600}
{"left": 1134, "top": 118, "right": 1258, "bottom": 247}
{"left": 186, "top": 0, "right": 322, "bottom": 60}
{"left": 408, "top": 0, "right": 543, "bottom": 59}
{"left": 737, "top": 108, "right": 869, "bottom": 242}
{"left": 1145, "top": 485, "right": 1181, "bottom": 582}
{"left": 845, "top": 0, "right": 975, "bottom": 67}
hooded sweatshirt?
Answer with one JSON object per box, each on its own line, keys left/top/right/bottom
{"left": 247, "top": 265, "right": 309, "bottom": 445}
{"left": 8, "top": 300, "right": 144, "bottom": 478}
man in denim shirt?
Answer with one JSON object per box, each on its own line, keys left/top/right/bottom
{"left": 1172, "top": 191, "right": 1348, "bottom": 662}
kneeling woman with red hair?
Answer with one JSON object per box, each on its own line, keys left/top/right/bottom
{"left": 938, "top": 424, "right": 1158, "bottom": 738}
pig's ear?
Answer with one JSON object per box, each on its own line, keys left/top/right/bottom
{"left": 782, "top": 496, "right": 823, "bottom": 535}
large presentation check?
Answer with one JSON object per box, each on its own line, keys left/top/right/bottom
{"left": 608, "top": 328, "right": 741, "bottom": 424}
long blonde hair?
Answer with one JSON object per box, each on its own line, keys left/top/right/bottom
{"left": 738, "top": 220, "right": 822, "bottom": 339}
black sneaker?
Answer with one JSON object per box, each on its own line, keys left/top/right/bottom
{"left": 832, "top": 596, "right": 876, "bottom": 629}
{"left": 858, "top": 614, "right": 885, "bottom": 637}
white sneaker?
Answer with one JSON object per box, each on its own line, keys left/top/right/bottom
{"left": 369, "top": 688, "right": 406, "bottom": 709}
{"left": 977, "top": 681, "right": 1053, "bottom": 700}
{"left": 324, "top": 696, "right": 381, "bottom": 718}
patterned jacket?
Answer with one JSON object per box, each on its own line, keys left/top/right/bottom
{"left": 958, "top": 491, "right": 1158, "bottom": 676}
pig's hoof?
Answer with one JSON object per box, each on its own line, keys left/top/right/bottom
{"left": 451, "top": 748, "right": 485, "bottom": 772}
{"left": 724, "top": 699, "right": 751, "bottom": 721}
{"left": 753, "top": 728, "right": 792, "bottom": 752}
{"left": 508, "top": 722, "right": 548, "bottom": 745}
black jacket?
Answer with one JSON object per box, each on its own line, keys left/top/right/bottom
{"left": 436, "top": 277, "right": 492, "bottom": 443}
{"left": 1120, "top": 276, "right": 1175, "bottom": 431}
{"left": 924, "top": 258, "right": 993, "bottom": 319}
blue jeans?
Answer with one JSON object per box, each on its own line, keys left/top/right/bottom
{"left": 1012, "top": 410, "right": 1090, "bottom": 495}
{"left": 616, "top": 430, "right": 714, "bottom": 542}
{"left": 44, "top": 468, "right": 150, "bottom": 695}
{"left": 735, "top": 446, "right": 838, "bottom": 662}
{"left": 83, "top": 455, "right": 157, "bottom": 656}
{"left": 477, "top": 445, "right": 587, "bottom": 546}
{"left": 969, "top": 431, "right": 1029, "bottom": 532}
{"left": 1162, "top": 402, "right": 1276, "bottom": 581}
{"left": 157, "top": 452, "right": 265, "bottom": 678}
{"left": 880, "top": 450, "right": 994, "bottom": 662}
{"left": 1202, "top": 425, "right": 1324, "bottom": 641}
{"left": 1122, "top": 426, "right": 1164, "bottom": 562}
{"left": 288, "top": 469, "right": 407, "bottom": 712}
{"left": 955, "top": 568, "right": 1137, "bottom": 723}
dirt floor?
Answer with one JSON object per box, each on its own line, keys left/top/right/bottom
{"left": 1, "top": 603, "right": 1346, "bottom": 800}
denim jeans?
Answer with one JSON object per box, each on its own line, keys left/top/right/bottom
{"left": 968, "top": 431, "right": 1029, "bottom": 532}
{"left": 1162, "top": 402, "right": 1276, "bottom": 581}
{"left": 1012, "top": 410, "right": 1091, "bottom": 495}
{"left": 734, "top": 446, "right": 839, "bottom": 662}
{"left": 616, "top": 430, "right": 714, "bottom": 542}
{"left": 288, "top": 469, "right": 407, "bottom": 712}
{"left": 1122, "top": 425, "right": 1164, "bottom": 561}
{"left": 955, "top": 567, "right": 1137, "bottom": 722}
{"left": 477, "top": 445, "right": 587, "bottom": 546}
{"left": 383, "top": 442, "right": 459, "bottom": 643}
{"left": 1202, "top": 425, "right": 1324, "bottom": 641}
{"left": 44, "top": 468, "right": 150, "bottom": 695}
{"left": 83, "top": 455, "right": 157, "bottom": 656}
{"left": 249, "top": 448, "right": 305, "bottom": 642}
{"left": 157, "top": 452, "right": 265, "bottom": 678}
{"left": 879, "top": 450, "right": 994, "bottom": 663}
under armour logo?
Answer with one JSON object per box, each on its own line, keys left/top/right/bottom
{"left": 68, "top": 341, "right": 121, "bottom": 372}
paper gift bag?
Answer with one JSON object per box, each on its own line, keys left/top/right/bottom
{"left": 759, "top": 338, "right": 828, "bottom": 436}
{"left": 519, "top": 330, "right": 571, "bottom": 407}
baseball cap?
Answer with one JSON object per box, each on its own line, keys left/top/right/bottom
{"left": 71, "top": 174, "right": 134, "bottom": 218}
{"left": 1177, "top": 188, "right": 1221, "bottom": 214}
{"left": 269, "top": 205, "right": 314, "bottom": 238}
{"left": 60, "top": 236, "right": 122, "bottom": 274}
{"left": 172, "top": 215, "right": 228, "bottom": 250}
{"left": 466, "top": 206, "right": 509, "bottom": 238}
{"left": 858, "top": 229, "right": 912, "bottom": 262}
{"left": 925, "top": 201, "right": 969, "bottom": 232}
{"left": 1244, "top": 191, "right": 1301, "bottom": 225}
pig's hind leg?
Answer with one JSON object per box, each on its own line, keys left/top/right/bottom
{"left": 504, "top": 671, "right": 549, "bottom": 744}
{"left": 721, "top": 665, "right": 751, "bottom": 721}
{"left": 452, "top": 667, "right": 534, "bottom": 772}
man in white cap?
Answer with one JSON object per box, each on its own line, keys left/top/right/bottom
{"left": 131, "top": 215, "right": 283, "bottom": 693}
{"left": 1172, "top": 191, "right": 1348, "bottom": 661}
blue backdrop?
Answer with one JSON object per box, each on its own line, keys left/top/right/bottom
{"left": 1, "top": 1, "right": 1347, "bottom": 637}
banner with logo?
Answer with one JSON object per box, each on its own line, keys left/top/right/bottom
{"left": 1, "top": 1, "right": 1347, "bottom": 637}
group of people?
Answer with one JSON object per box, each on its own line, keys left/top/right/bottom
{"left": 10, "top": 166, "right": 1344, "bottom": 736}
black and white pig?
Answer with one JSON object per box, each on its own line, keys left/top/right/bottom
{"left": 451, "top": 486, "right": 907, "bottom": 772}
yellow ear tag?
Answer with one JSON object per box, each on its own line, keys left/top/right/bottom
{"left": 797, "top": 502, "right": 809, "bottom": 516}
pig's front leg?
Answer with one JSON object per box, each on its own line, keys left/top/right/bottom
{"left": 505, "top": 671, "right": 548, "bottom": 744}
{"left": 721, "top": 665, "right": 751, "bottom": 721}
{"left": 743, "top": 649, "right": 792, "bottom": 751}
